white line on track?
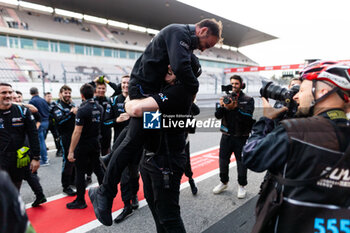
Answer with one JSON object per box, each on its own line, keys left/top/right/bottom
{"left": 27, "top": 145, "right": 235, "bottom": 233}
{"left": 67, "top": 146, "right": 236, "bottom": 233}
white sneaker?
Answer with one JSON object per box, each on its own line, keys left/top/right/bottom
{"left": 237, "top": 185, "right": 247, "bottom": 199}
{"left": 213, "top": 182, "right": 228, "bottom": 194}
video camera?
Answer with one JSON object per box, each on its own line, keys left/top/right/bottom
{"left": 221, "top": 84, "right": 238, "bottom": 105}
{"left": 260, "top": 81, "right": 300, "bottom": 118}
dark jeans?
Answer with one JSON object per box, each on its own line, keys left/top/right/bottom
{"left": 141, "top": 151, "right": 187, "bottom": 233}
{"left": 75, "top": 140, "right": 104, "bottom": 203}
{"left": 60, "top": 134, "right": 75, "bottom": 189}
{"left": 102, "top": 117, "right": 144, "bottom": 197}
{"left": 219, "top": 134, "right": 248, "bottom": 186}
{"left": 38, "top": 120, "right": 49, "bottom": 163}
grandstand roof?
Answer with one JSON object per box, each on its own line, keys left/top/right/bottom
{"left": 25, "top": 0, "right": 277, "bottom": 48}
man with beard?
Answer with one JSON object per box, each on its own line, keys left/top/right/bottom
{"left": 0, "top": 83, "right": 40, "bottom": 190}
{"left": 243, "top": 61, "right": 350, "bottom": 233}
{"left": 51, "top": 85, "right": 78, "bottom": 196}
{"left": 212, "top": 75, "right": 255, "bottom": 198}
{"left": 44, "top": 92, "right": 62, "bottom": 157}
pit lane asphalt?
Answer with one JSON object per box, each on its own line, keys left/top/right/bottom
{"left": 20, "top": 106, "right": 265, "bottom": 233}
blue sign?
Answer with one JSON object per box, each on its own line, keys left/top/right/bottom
{"left": 143, "top": 111, "right": 161, "bottom": 129}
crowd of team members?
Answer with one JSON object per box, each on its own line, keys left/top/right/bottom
{"left": 2, "top": 15, "right": 350, "bottom": 233}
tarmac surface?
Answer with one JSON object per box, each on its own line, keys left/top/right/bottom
{"left": 20, "top": 106, "right": 266, "bottom": 233}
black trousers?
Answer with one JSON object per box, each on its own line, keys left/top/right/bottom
{"left": 75, "top": 140, "right": 104, "bottom": 203}
{"left": 60, "top": 134, "right": 75, "bottom": 189}
{"left": 45, "top": 122, "right": 62, "bottom": 153}
{"left": 102, "top": 117, "right": 144, "bottom": 197}
{"left": 0, "top": 153, "right": 24, "bottom": 190}
{"left": 219, "top": 134, "right": 248, "bottom": 186}
{"left": 183, "top": 139, "right": 193, "bottom": 179}
{"left": 120, "top": 162, "right": 140, "bottom": 205}
{"left": 23, "top": 166, "right": 44, "bottom": 197}
{"left": 141, "top": 152, "right": 187, "bottom": 233}
{"left": 100, "top": 126, "right": 112, "bottom": 156}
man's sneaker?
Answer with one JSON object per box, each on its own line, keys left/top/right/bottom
{"left": 66, "top": 200, "right": 87, "bottom": 209}
{"left": 189, "top": 178, "right": 198, "bottom": 195}
{"left": 40, "top": 161, "right": 50, "bottom": 167}
{"left": 114, "top": 206, "right": 133, "bottom": 224}
{"left": 237, "top": 185, "right": 247, "bottom": 199}
{"left": 32, "top": 194, "right": 47, "bottom": 207}
{"left": 99, "top": 153, "right": 112, "bottom": 171}
{"left": 63, "top": 187, "right": 77, "bottom": 196}
{"left": 88, "top": 187, "right": 113, "bottom": 226}
{"left": 213, "top": 182, "right": 228, "bottom": 194}
{"left": 131, "top": 196, "right": 139, "bottom": 210}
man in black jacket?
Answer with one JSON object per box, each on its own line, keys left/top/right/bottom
{"left": 89, "top": 19, "right": 222, "bottom": 226}
{"left": 51, "top": 85, "right": 78, "bottom": 196}
{"left": 213, "top": 75, "right": 255, "bottom": 198}
{"left": 0, "top": 83, "right": 40, "bottom": 190}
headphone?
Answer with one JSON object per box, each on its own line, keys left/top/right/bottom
{"left": 186, "top": 24, "right": 199, "bottom": 50}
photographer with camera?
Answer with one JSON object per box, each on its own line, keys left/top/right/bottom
{"left": 213, "top": 75, "right": 255, "bottom": 198}
{"left": 243, "top": 61, "right": 350, "bottom": 233}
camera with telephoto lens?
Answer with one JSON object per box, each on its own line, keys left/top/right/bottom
{"left": 260, "top": 81, "right": 300, "bottom": 118}
{"left": 221, "top": 84, "right": 238, "bottom": 105}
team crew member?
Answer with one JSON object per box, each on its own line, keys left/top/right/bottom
{"left": 67, "top": 83, "right": 105, "bottom": 209}
{"left": 12, "top": 91, "right": 47, "bottom": 207}
{"left": 110, "top": 75, "right": 131, "bottom": 143}
{"left": 125, "top": 63, "right": 199, "bottom": 232}
{"left": 213, "top": 75, "right": 255, "bottom": 198}
{"left": 0, "top": 83, "right": 40, "bottom": 190}
{"left": 44, "top": 92, "right": 62, "bottom": 157}
{"left": 104, "top": 75, "right": 141, "bottom": 223}
{"left": 243, "top": 61, "right": 350, "bottom": 233}
{"left": 89, "top": 76, "right": 122, "bottom": 156}
{"left": 51, "top": 85, "right": 78, "bottom": 196}
{"left": 29, "top": 87, "right": 50, "bottom": 166}
{"left": 184, "top": 102, "right": 200, "bottom": 195}
{"left": 89, "top": 19, "right": 222, "bottom": 226}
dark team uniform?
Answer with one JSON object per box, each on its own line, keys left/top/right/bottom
{"left": 89, "top": 80, "right": 122, "bottom": 156}
{"left": 47, "top": 101, "right": 62, "bottom": 156}
{"left": 74, "top": 99, "right": 104, "bottom": 205}
{"left": 51, "top": 99, "right": 76, "bottom": 190}
{"left": 215, "top": 91, "right": 255, "bottom": 186}
{"left": 94, "top": 96, "right": 113, "bottom": 156}
{"left": 129, "top": 24, "right": 199, "bottom": 98}
{"left": 141, "top": 81, "right": 193, "bottom": 232}
{"left": 106, "top": 94, "right": 141, "bottom": 215}
{"left": 0, "top": 104, "right": 40, "bottom": 189}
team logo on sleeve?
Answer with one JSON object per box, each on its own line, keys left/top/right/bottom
{"left": 143, "top": 110, "right": 161, "bottom": 129}
{"left": 180, "top": 41, "right": 190, "bottom": 50}
{"left": 158, "top": 93, "right": 168, "bottom": 102}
